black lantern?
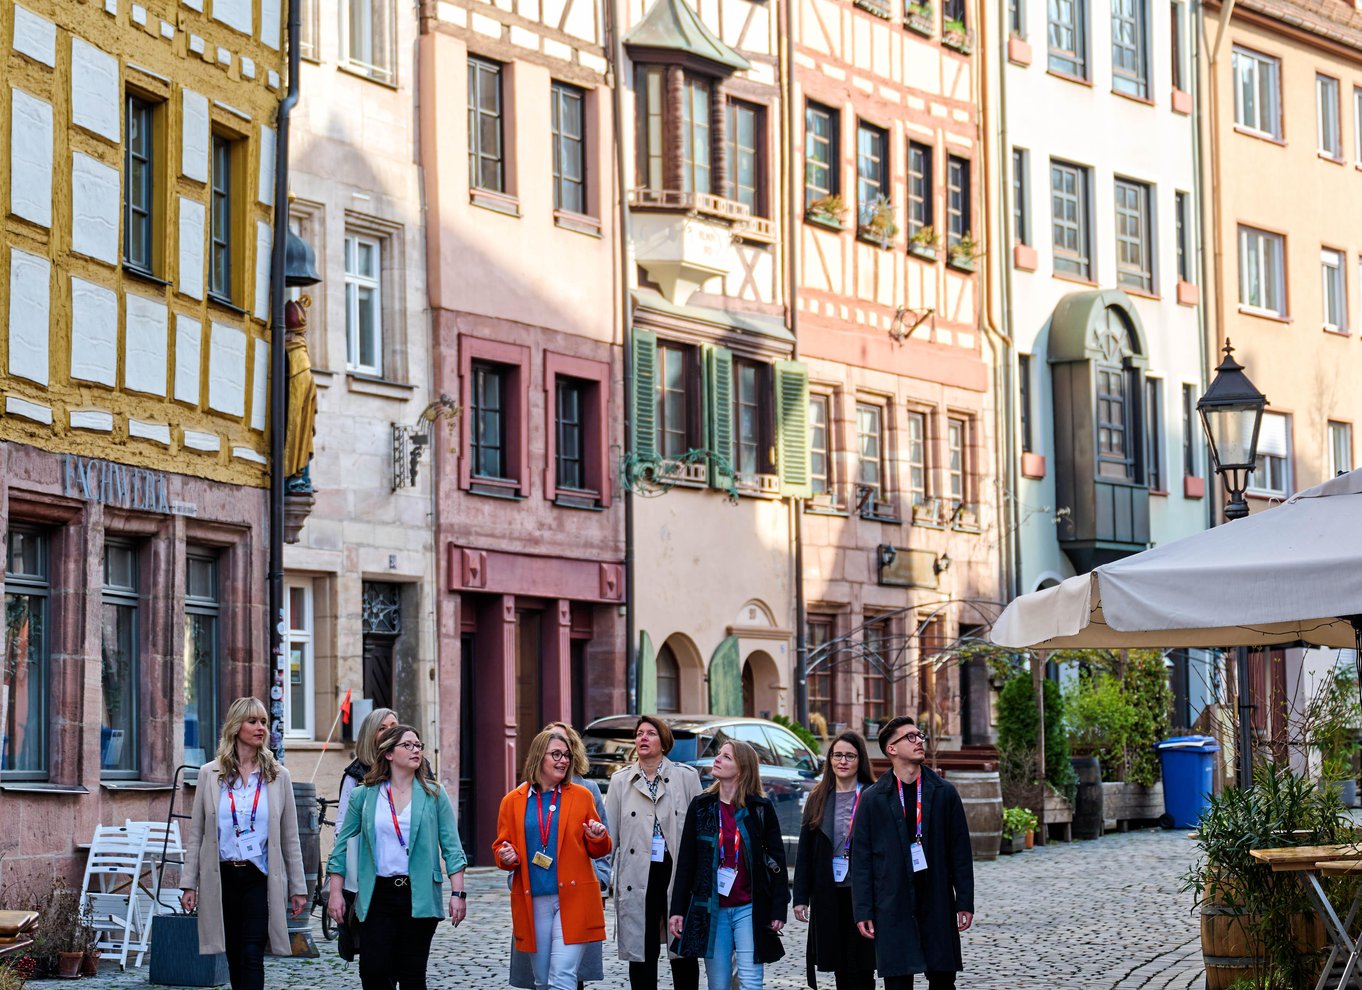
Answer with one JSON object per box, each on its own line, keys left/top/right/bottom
{"left": 284, "top": 229, "right": 321, "bottom": 287}
{"left": 1197, "top": 339, "right": 1267, "bottom": 520}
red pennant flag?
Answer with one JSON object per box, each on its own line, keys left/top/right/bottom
{"left": 340, "top": 688, "right": 353, "bottom": 725}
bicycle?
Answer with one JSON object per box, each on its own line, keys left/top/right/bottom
{"left": 311, "top": 795, "right": 338, "bottom": 941}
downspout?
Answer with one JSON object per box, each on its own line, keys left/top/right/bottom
{"left": 268, "top": 0, "right": 303, "bottom": 762}
{"left": 606, "top": 0, "right": 638, "bottom": 713}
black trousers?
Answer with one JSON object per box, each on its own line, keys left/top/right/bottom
{"left": 358, "top": 876, "right": 440, "bottom": 990}
{"left": 628, "top": 852, "right": 699, "bottom": 990}
{"left": 884, "top": 974, "right": 956, "bottom": 990}
{"left": 219, "top": 862, "right": 269, "bottom": 990}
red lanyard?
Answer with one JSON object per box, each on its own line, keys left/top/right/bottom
{"left": 842, "top": 785, "right": 863, "bottom": 855}
{"left": 536, "top": 786, "right": 561, "bottom": 849}
{"left": 720, "top": 805, "right": 742, "bottom": 868}
{"left": 228, "top": 774, "right": 263, "bottom": 836}
{"left": 896, "top": 774, "right": 923, "bottom": 842}
{"left": 385, "top": 783, "right": 408, "bottom": 851}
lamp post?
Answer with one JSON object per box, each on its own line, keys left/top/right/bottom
{"left": 1196, "top": 339, "right": 1268, "bottom": 789}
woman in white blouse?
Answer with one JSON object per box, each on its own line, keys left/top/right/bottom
{"left": 181, "top": 697, "right": 308, "bottom": 990}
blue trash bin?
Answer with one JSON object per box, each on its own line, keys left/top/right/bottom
{"left": 1155, "top": 735, "right": 1221, "bottom": 828}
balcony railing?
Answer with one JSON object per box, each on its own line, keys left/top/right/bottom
{"left": 629, "top": 188, "right": 776, "bottom": 242}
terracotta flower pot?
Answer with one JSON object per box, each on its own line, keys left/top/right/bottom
{"left": 1025, "top": 829, "right": 1035, "bottom": 849}
{"left": 82, "top": 948, "right": 101, "bottom": 976}
{"left": 57, "top": 950, "right": 84, "bottom": 979}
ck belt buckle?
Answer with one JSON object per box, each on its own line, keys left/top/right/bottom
{"left": 393, "top": 875, "right": 409, "bottom": 887}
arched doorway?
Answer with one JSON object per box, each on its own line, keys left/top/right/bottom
{"left": 657, "top": 642, "right": 681, "bottom": 714}
{"left": 660, "top": 633, "right": 705, "bottom": 712}
{"left": 741, "top": 650, "right": 780, "bottom": 718}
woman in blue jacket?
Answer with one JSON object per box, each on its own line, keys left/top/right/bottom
{"left": 326, "top": 724, "right": 467, "bottom": 989}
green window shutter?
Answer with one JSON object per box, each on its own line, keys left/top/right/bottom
{"left": 708, "top": 635, "right": 742, "bottom": 716}
{"left": 632, "top": 329, "right": 658, "bottom": 462}
{"left": 775, "top": 360, "right": 811, "bottom": 498}
{"left": 638, "top": 631, "right": 657, "bottom": 715}
{"left": 706, "top": 345, "right": 734, "bottom": 489}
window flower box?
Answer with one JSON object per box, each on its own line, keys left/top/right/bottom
{"left": 904, "top": 2, "right": 935, "bottom": 34}
{"left": 942, "top": 21, "right": 973, "bottom": 52}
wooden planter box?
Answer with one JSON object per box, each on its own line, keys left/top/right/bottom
{"left": 1043, "top": 787, "right": 1074, "bottom": 843}
{"left": 999, "top": 832, "right": 1026, "bottom": 855}
{"left": 1102, "top": 781, "right": 1165, "bottom": 832}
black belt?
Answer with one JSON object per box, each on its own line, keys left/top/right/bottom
{"left": 220, "top": 860, "right": 257, "bottom": 868}
{"left": 377, "top": 875, "right": 410, "bottom": 887}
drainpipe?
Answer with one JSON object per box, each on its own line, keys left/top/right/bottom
{"left": 268, "top": 0, "right": 303, "bottom": 763}
{"left": 606, "top": 0, "right": 638, "bottom": 714}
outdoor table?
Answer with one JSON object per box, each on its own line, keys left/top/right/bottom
{"left": 1251, "top": 844, "right": 1362, "bottom": 990}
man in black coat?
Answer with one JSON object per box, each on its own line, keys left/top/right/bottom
{"left": 850, "top": 716, "right": 974, "bottom": 990}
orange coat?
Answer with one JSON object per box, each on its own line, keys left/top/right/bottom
{"left": 494, "top": 781, "right": 613, "bottom": 953}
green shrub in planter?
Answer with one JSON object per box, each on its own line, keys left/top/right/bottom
{"left": 1122, "top": 649, "right": 1173, "bottom": 787}
{"left": 1001, "top": 806, "right": 1038, "bottom": 840}
{"left": 1065, "top": 671, "right": 1135, "bottom": 782}
{"left": 997, "top": 672, "right": 1077, "bottom": 806}
{"left": 771, "top": 713, "right": 820, "bottom": 753}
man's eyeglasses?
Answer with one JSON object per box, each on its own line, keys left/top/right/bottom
{"left": 829, "top": 753, "right": 859, "bottom": 763}
{"left": 889, "top": 731, "right": 929, "bottom": 747}
{"left": 397, "top": 741, "right": 425, "bottom": 753}
{"left": 547, "top": 750, "right": 572, "bottom": 764}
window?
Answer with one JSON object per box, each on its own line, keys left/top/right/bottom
{"left": 1355, "top": 88, "right": 1362, "bottom": 164}
{"left": 1181, "top": 383, "right": 1199, "bottom": 478}
{"left": 856, "top": 122, "right": 888, "bottom": 228}
{"left": 732, "top": 360, "right": 770, "bottom": 478}
{"left": 299, "top": 0, "right": 319, "bottom": 60}
{"left": 209, "top": 134, "right": 234, "bottom": 302}
{"left": 124, "top": 96, "right": 156, "bottom": 273}
{"left": 285, "top": 581, "right": 314, "bottom": 737}
{"left": 1048, "top": 0, "right": 1087, "bottom": 78}
{"left": 946, "top": 416, "right": 969, "bottom": 510}
{"left": 1232, "top": 46, "right": 1281, "bottom": 139}
{"left": 1170, "top": 1, "right": 1185, "bottom": 91}
{"left": 727, "top": 100, "right": 763, "bottom": 216}
{"left": 908, "top": 142, "right": 933, "bottom": 239}
{"left": 862, "top": 617, "right": 890, "bottom": 724}
{"left": 1238, "top": 225, "right": 1286, "bottom": 316}
{"left": 1051, "top": 160, "right": 1091, "bottom": 279}
{"left": 1013, "top": 149, "right": 1031, "bottom": 246}
{"left": 1318, "top": 74, "right": 1342, "bottom": 158}
{"left": 547, "top": 355, "right": 609, "bottom": 504}
{"left": 1019, "top": 355, "right": 1034, "bottom": 453}
{"left": 556, "top": 378, "right": 587, "bottom": 492}
{"left": 101, "top": 542, "right": 139, "bottom": 777}
{"left": 342, "top": 0, "right": 396, "bottom": 84}
{"left": 468, "top": 57, "right": 504, "bottom": 193}
{"left": 1114, "top": 178, "right": 1153, "bottom": 293}
{"left": 943, "top": 0, "right": 967, "bottom": 28}
{"left": 907, "top": 410, "right": 929, "bottom": 509}
{"left": 809, "top": 393, "right": 832, "bottom": 497}
{"left": 804, "top": 103, "right": 838, "bottom": 210}
{"left": 947, "top": 156, "right": 971, "bottom": 250}
{"left": 1322, "top": 248, "right": 1347, "bottom": 332}
{"left": 639, "top": 66, "right": 666, "bottom": 192}
{"left": 1144, "top": 378, "right": 1163, "bottom": 491}
{"left": 1250, "top": 411, "right": 1291, "bottom": 497}
{"left": 344, "top": 234, "right": 382, "bottom": 376}
{"left": 1111, "top": 0, "right": 1148, "bottom": 98}
{"left": 656, "top": 643, "right": 681, "bottom": 714}
{"left": 471, "top": 362, "right": 510, "bottom": 480}
{"left": 806, "top": 617, "right": 834, "bottom": 726}
{"left": 1329, "top": 421, "right": 1353, "bottom": 477}
{"left": 680, "top": 76, "right": 712, "bottom": 195}
{"left": 184, "top": 550, "right": 220, "bottom": 768}
{"left": 1010, "top": 0, "right": 1025, "bottom": 35}
{"left": 1175, "top": 191, "right": 1192, "bottom": 283}
{"left": 551, "top": 82, "right": 586, "bottom": 215}
{"left": 1097, "top": 365, "right": 1134, "bottom": 481}
{"left": 4, "top": 528, "right": 48, "bottom": 780}
{"left": 656, "top": 343, "right": 691, "bottom": 459}
{"left": 856, "top": 402, "right": 886, "bottom": 502}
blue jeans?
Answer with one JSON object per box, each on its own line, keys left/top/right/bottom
{"left": 705, "top": 904, "right": 762, "bottom": 990}
{"left": 531, "top": 894, "right": 586, "bottom": 990}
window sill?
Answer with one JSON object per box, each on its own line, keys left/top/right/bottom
{"left": 346, "top": 373, "right": 415, "bottom": 399}
{"left": 1148, "top": 488, "right": 1168, "bottom": 498}
{"left": 1184, "top": 475, "right": 1205, "bottom": 499}
{"left": 852, "top": 0, "right": 893, "bottom": 18}
{"left": 1111, "top": 87, "right": 1154, "bottom": 106}
{"left": 124, "top": 266, "right": 171, "bottom": 288}
{"left": 1007, "top": 35, "right": 1032, "bottom": 65}
{"left": 860, "top": 510, "right": 903, "bottom": 524}
{"left": 207, "top": 294, "right": 249, "bottom": 316}
{"left": 1323, "top": 325, "right": 1350, "bottom": 336}
{"left": 1171, "top": 88, "right": 1193, "bottom": 115}
{"left": 1237, "top": 304, "right": 1290, "bottom": 324}
{"left": 1177, "top": 281, "right": 1199, "bottom": 306}
{"left": 1052, "top": 270, "right": 1097, "bottom": 287}
{"left": 1122, "top": 286, "right": 1161, "bottom": 301}
{"left": 805, "top": 212, "right": 847, "bottom": 232}
{"left": 804, "top": 501, "right": 848, "bottom": 516}
{"left": 1013, "top": 243, "right": 1038, "bottom": 271}
{"left": 468, "top": 478, "right": 525, "bottom": 500}
{"left": 908, "top": 242, "right": 940, "bottom": 261}
{"left": 471, "top": 189, "right": 522, "bottom": 217}
{"left": 1046, "top": 67, "right": 1092, "bottom": 87}
{"left": 554, "top": 490, "right": 603, "bottom": 510}
{"left": 0, "top": 782, "right": 89, "bottom": 794}
{"left": 337, "top": 61, "right": 398, "bottom": 89}
{"left": 856, "top": 229, "right": 898, "bottom": 249}
{"left": 554, "top": 210, "right": 602, "bottom": 237}
{"left": 312, "top": 368, "right": 337, "bottom": 388}
{"left": 946, "top": 256, "right": 976, "bottom": 273}
{"left": 1233, "top": 125, "right": 1285, "bottom": 146}
{"left": 736, "top": 474, "right": 782, "bottom": 498}
{"left": 1319, "top": 151, "right": 1346, "bottom": 166}
{"left": 100, "top": 780, "right": 177, "bottom": 792}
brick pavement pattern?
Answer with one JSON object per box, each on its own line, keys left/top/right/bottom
{"left": 31, "top": 829, "right": 1204, "bottom": 990}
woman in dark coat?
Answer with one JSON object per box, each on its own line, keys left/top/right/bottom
{"left": 792, "top": 731, "right": 877, "bottom": 989}
{"left": 668, "top": 740, "right": 789, "bottom": 990}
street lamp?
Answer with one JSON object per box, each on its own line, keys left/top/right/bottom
{"left": 1197, "top": 339, "right": 1268, "bottom": 521}
{"left": 1196, "top": 338, "right": 1267, "bottom": 792}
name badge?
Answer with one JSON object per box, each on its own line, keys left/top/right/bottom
{"left": 651, "top": 835, "right": 666, "bottom": 863}
{"left": 716, "top": 867, "right": 738, "bottom": 896}
{"left": 237, "top": 831, "right": 264, "bottom": 861}
{"left": 910, "top": 842, "right": 928, "bottom": 873}
{"left": 831, "top": 855, "right": 850, "bottom": 883}
{"left": 532, "top": 851, "right": 554, "bottom": 870}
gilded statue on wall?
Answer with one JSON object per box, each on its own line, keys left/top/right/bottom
{"left": 284, "top": 297, "right": 318, "bottom": 485}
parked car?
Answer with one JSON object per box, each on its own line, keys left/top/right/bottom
{"left": 581, "top": 715, "right": 823, "bottom": 843}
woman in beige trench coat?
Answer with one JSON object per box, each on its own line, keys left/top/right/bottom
{"left": 604, "top": 715, "right": 702, "bottom": 990}
{"left": 181, "top": 697, "right": 308, "bottom": 989}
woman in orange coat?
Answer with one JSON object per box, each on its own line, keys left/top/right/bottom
{"left": 495, "top": 728, "right": 613, "bottom": 990}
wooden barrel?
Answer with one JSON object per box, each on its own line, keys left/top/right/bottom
{"left": 949, "top": 771, "right": 1002, "bottom": 861}
{"left": 1200, "top": 880, "right": 1327, "bottom": 990}
{"left": 1071, "top": 756, "right": 1103, "bottom": 840}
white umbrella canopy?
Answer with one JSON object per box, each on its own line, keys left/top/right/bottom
{"left": 990, "top": 468, "right": 1362, "bottom": 651}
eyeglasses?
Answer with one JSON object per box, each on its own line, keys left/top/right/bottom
{"left": 889, "top": 731, "right": 928, "bottom": 747}
{"left": 829, "top": 753, "right": 859, "bottom": 763}
{"left": 397, "top": 741, "right": 425, "bottom": 753}
{"left": 547, "top": 750, "right": 572, "bottom": 763}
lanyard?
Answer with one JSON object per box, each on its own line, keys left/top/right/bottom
{"left": 228, "top": 773, "right": 263, "bottom": 836}
{"left": 896, "top": 774, "right": 923, "bottom": 843}
{"left": 385, "top": 783, "right": 408, "bottom": 852}
{"left": 720, "top": 805, "right": 742, "bottom": 868}
{"left": 842, "top": 785, "right": 863, "bottom": 855}
{"left": 643, "top": 767, "right": 664, "bottom": 836}
{"left": 536, "top": 786, "right": 561, "bottom": 850}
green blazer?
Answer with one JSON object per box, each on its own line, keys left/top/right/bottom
{"left": 326, "top": 780, "right": 467, "bottom": 921}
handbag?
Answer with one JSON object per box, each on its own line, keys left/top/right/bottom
{"left": 337, "top": 890, "right": 360, "bottom": 962}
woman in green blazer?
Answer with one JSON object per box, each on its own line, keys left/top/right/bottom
{"left": 326, "top": 724, "right": 467, "bottom": 989}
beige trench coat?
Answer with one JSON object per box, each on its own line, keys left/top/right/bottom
{"left": 604, "top": 758, "right": 701, "bottom": 962}
{"left": 181, "top": 761, "right": 308, "bottom": 956}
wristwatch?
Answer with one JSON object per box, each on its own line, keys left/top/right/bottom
{"left": 451, "top": 890, "right": 468, "bottom": 899}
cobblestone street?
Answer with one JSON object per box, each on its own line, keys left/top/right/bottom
{"left": 32, "top": 828, "right": 1205, "bottom": 990}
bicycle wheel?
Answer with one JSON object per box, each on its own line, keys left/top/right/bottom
{"left": 321, "top": 900, "right": 336, "bottom": 941}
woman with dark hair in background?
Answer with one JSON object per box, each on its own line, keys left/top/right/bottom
{"left": 792, "top": 731, "right": 877, "bottom": 989}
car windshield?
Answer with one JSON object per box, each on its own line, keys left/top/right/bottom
{"left": 582, "top": 733, "right": 636, "bottom": 759}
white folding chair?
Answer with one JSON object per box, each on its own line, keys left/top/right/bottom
{"left": 125, "top": 820, "right": 185, "bottom": 916}
{"left": 80, "top": 824, "right": 151, "bottom": 969}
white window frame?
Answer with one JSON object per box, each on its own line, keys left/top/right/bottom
{"left": 1355, "top": 87, "right": 1362, "bottom": 164}
{"left": 1329, "top": 421, "right": 1353, "bottom": 477}
{"left": 341, "top": 0, "right": 396, "bottom": 85}
{"left": 1237, "top": 225, "right": 1285, "bottom": 317}
{"left": 1231, "top": 46, "right": 1281, "bottom": 140}
{"left": 1248, "top": 411, "right": 1291, "bottom": 497}
{"left": 1317, "top": 74, "right": 1342, "bottom": 158}
{"left": 284, "top": 580, "right": 316, "bottom": 738}
{"left": 345, "top": 233, "right": 383, "bottom": 376}
{"left": 1322, "top": 247, "right": 1347, "bottom": 332}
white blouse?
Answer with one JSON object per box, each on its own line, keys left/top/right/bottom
{"left": 217, "top": 770, "right": 270, "bottom": 874}
{"left": 373, "top": 785, "right": 412, "bottom": 878}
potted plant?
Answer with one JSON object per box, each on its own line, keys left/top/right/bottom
{"left": 1001, "top": 806, "right": 1038, "bottom": 854}
{"left": 943, "top": 18, "right": 971, "bottom": 50}
{"left": 27, "top": 879, "right": 84, "bottom": 979}
{"left": 947, "top": 231, "right": 980, "bottom": 270}
{"left": 806, "top": 194, "right": 847, "bottom": 229}
{"left": 1308, "top": 666, "right": 1362, "bottom": 805}
{"left": 858, "top": 195, "right": 899, "bottom": 247}
{"left": 78, "top": 906, "right": 99, "bottom": 977}
{"left": 908, "top": 225, "right": 940, "bottom": 259}
{"left": 904, "top": 0, "right": 934, "bottom": 34}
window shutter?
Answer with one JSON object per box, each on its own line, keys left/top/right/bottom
{"left": 707, "top": 345, "right": 734, "bottom": 489}
{"left": 708, "top": 635, "right": 742, "bottom": 716}
{"left": 632, "top": 329, "right": 658, "bottom": 462}
{"left": 637, "top": 631, "right": 657, "bottom": 715}
{"left": 1257, "top": 412, "right": 1289, "bottom": 458}
{"left": 775, "top": 361, "right": 811, "bottom": 498}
